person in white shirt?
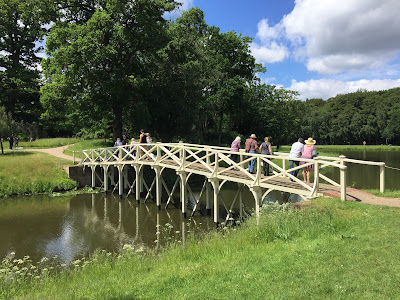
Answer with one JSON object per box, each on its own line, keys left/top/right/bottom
{"left": 288, "top": 138, "right": 304, "bottom": 181}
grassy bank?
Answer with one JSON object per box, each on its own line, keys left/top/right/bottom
{"left": 2, "top": 198, "right": 400, "bottom": 299}
{"left": 63, "top": 139, "right": 112, "bottom": 159}
{"left": 0, "top": 152, "right": 77, "bottom": 196}
{"left": 18, "top": 138, "right": 82, "bottom": 149}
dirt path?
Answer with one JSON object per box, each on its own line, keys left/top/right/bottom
{"left": 320, "top": 184, "right": 400, "bottom": 207}
{"left": 22, "top": 145, "right": 76, "bottom": 162}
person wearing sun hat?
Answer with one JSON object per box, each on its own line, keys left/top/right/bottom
{"left": 299, "top": 137, "right": 317, "bottom": 184}
{"left": 245, "top": 134, "right": 258, "bottom": 173}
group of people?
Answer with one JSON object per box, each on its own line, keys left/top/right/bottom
{"left": 288, "top": 137, "right": 317, "bottom": 184}
{"left": 230, "top": 134, "right": 317, "bottom": 183}
{"left": 114, "top": 129, "right": 152, "bottom": 149}
{"left": 230, "top": 134, "right": 273, "bottom": 175}
{"left": 6, "top": 136, "right": 19, "bottom": 150}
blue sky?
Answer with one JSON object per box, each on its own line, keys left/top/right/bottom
{"left": 175, "top": 0, "right": 400, "bottom": 100}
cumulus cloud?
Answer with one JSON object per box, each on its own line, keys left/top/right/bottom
{"left": 250, "top": 41, "right": 289, "bottom": 64}
{"left": 282, "top": 0, "right": 400, "bottom": 74}
{"left": 251, "top": 19, "right": 289, "bottom": 64}
{"left": 287, "top": 78, "right": 400, "bottom": 100}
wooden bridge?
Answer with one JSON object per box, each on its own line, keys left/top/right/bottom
{"left": 74, "top": 142, "right": 386, "bottom": 226}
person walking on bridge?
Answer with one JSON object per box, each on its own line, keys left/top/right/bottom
{"left": 288, "top": 138, "right": 304, "bottom": 181}
{"left": 245, "top": 134, "right": 258, "bottom": 174}
{"left": 259, "top": 136, "right": 273, "bottom": 176}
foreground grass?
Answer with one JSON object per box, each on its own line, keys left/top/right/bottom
{"left": 3, "top": 198, "right": 400, "bottom": 299}
{"left": 18, "top": 138, "right": 81, "bottom": 149}
{"left": 0, "top": 152, "right": 77, "bottom": 196}
{"left": 364, "top": 189, "right": 400, "bottom": 198}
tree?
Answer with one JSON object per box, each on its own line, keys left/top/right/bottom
{"left": 0, "top": 0, "right": 48, "bottom": 124}
{"left": 41, "top": 0, "right": 178, "bottom": 140}
{"left": 0, "top": 106, "right": 20, "bottom": 154}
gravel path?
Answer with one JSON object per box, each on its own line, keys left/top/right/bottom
{"left": 22, "top": 145, "right": 76, "bottom": 162}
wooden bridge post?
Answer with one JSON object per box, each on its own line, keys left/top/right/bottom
{"left": 209, "top": 178, "right": 220, "bottom": 228}
{"left": 133, "top": 164, "right": 142, "bottom": 204}
{"left": 118, "top": 166, "right": 124, "bottom": 199}
{"left": 178, "top": 172, "right": 187, "bottom": 218}
{"left": 91, "top": 165, "right": 96, "bottom": 189}
{"left": 123, "top": 167, "right": 129, "bottom": 191}
{"left": 250, "top": 186, "right": 262, "bottom": 217}
{"left": 205, "top": 182, "right": 212, "bottom": 215}
{"left": 282, "top": 157, "right": 287, "bottom": 177}
{"left": 153, "top": 166, "right": 162, "bottom": 210}
{"left": 380, "top": 163, "right": 385, "bottom": 193}
{"left": 311, "top": 158, "right": 320, "bottom": 198}
{"left": 339, "top": 155, "right": 346, "bottom": 201}
{"left": 103, "top": 166, "right": 109, "bottom": 193}
{"left": 205, "top": 151, "right": 212, "bottom": 214}
{"left": 238, "top": 183, "right": 244, "bottom": 220}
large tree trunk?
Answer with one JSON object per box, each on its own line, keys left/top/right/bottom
{"left": 112, "top": 104, "right": 123, "bottom": 142}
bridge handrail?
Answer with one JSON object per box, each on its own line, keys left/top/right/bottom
{"left": 73, "top": 142, "right": 386, "bottom": 200}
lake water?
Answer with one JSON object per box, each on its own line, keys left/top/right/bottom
{"left": 321, "top": 150, "right": 400, "bottom": 190}
{"left": 1, "top": 150, "right": 399, "bottom": 265}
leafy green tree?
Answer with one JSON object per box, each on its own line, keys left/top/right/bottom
{"left": 0, "top": 106, "right": 20, "bottom": 154}
{"left": 0, "top": 0, "right": 48, "bottom": 124}
{"left": 41, "top": 0, "right": 178, "bottom": 140}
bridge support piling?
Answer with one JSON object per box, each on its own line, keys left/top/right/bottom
{"left": 206, "top": 182, "right": 212, "bottom": 215}
{"left": 133, "top": 165, "right": 142, "bottom": 204}
{"left": 239, "top": 183, "right": 244, "bottom": 220}
{"left": 209, "top": 179, "right": 220, "bottom": 228}
{"left": 153, "top": 166, "right": 162, "bottom": 210}
{"left": 103, "top": 166, "right": 109, "bottom": 193}
{"left": 250, "top": 186, "right": 262, "bottom": 216}
{"left": 91, "top": 166, "right": 96, "bottom": 189}
{"left": 178, "top": 172, "right": 187, "bottom": 218}
{"left": 123, "top": 167, "right": 129, "bottom": 192}
{"left": 118, "top": 166, "right": 123, "bottom": 199}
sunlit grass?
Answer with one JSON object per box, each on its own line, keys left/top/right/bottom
{"left": 63, "top": 139, "right": 113, "bottom": 159}
{"left": 0, "top": 152, "right": 77, "bottom": 196}
{"left": 18, "top": 138, "right": 81, "bottom": 149}
{"left": 3, "top": 198, "right": 400, "bottom": 299}
{"left": 363, "top": 189, "right": 400, "bottom": 198}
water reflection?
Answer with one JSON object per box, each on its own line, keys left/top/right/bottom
{"left": 0, "top": 193, "right": 217, "bottom": 265}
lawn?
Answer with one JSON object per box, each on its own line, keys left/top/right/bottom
{"left": 2, "top": 198, "right": 400, "bottom": 299}
{"left": 0, "top": 151, "right": 77, "bottom": 196}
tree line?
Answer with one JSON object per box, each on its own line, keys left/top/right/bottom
{"left": 1, "top": 0, "right": 399, "bottom": 146}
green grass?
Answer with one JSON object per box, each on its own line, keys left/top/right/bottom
{"left": 0, "top": 152, "right": 78, "bottom": 196}
{"left": 63, "top": 139, "right": 113, "bottom": 159}
{"left": 363, "top": 189, "right": 400, "bottom": 198}
{"left": 3, "top": 198, "right": 400, "bottom": 299}
{"left": 18, "top": 138, "right": 82, "bottom": 149}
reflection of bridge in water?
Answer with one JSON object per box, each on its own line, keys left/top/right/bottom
{"left": 75, "top": 143, "right": 386, "bottom": 226}
{"left": 77, "top": 194, "right": 211, "bottom": 251}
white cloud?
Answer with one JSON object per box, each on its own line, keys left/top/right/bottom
{"left": 287, "top": 78, "right": 400, "bottom": 100}
{"left": 251, "top": 19, "right": 288, "bottom": 64}
{"left": 250, "top": 41, "right": 289, "bottom": 64}
{"left": 282, "top": 0, "right": 400, "bottom": 74}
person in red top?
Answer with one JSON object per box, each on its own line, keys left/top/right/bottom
{"left": 245, "top": 134, "right": 258, "bottom": 173}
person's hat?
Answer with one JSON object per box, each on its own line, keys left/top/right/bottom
{"left": 250, "top": 134, "right": 257, "bottom": 138}
{"left": 305, "top": 137, "right": 316, "bottom": 145}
